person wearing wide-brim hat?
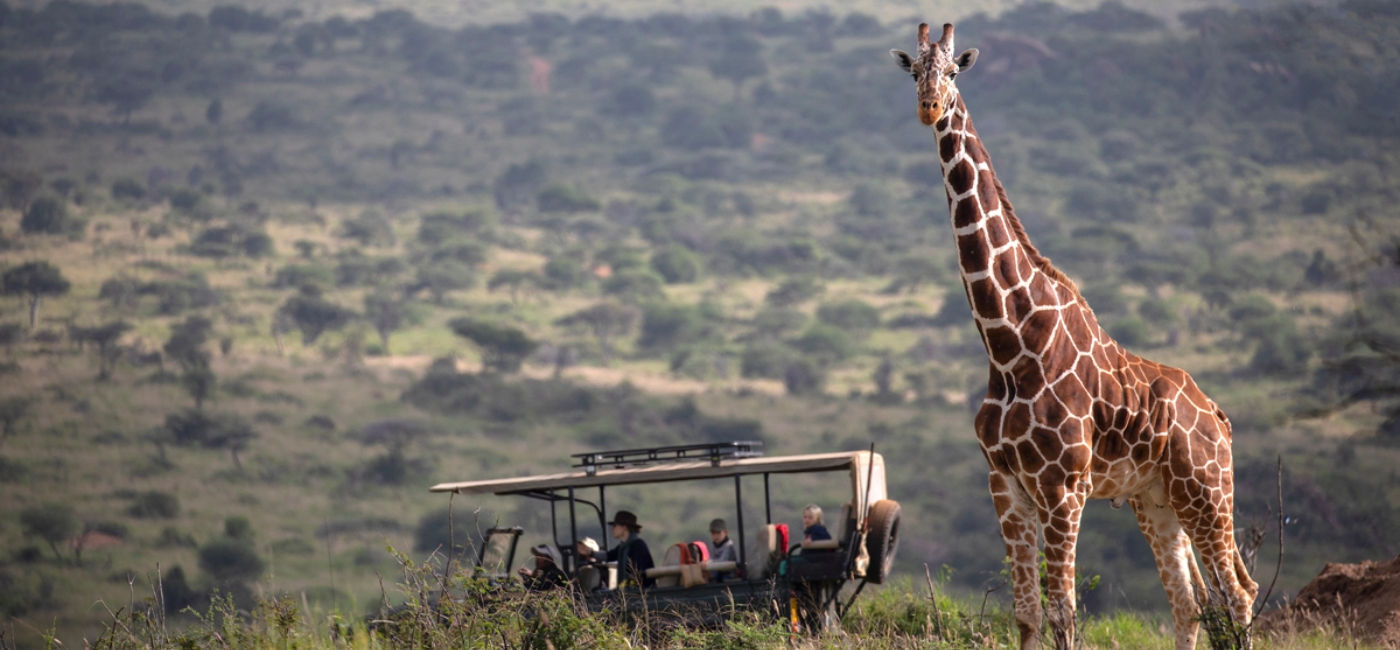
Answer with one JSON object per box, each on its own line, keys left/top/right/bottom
{"left": 578, "top": 509, "right": 654, "bottom": 588}
{"left": 519, "top": 542, "right": 569, "bottom": 591}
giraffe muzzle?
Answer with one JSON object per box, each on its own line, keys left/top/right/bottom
{"left": 919, "top": 102, "right": 940, "bottom": 126}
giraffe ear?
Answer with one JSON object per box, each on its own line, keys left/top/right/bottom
{"left": 890, "top": 49, "right": 914, "bottom": 74}
{"left": 955, "top": 48, "right": 979, "bottom": 73}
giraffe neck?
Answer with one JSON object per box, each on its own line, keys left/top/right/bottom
{"left": 935, "top": 94, "right": 1093, "bottom": 367}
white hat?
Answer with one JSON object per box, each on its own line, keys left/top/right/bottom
{"left": 578, "top": 536, "right": 600, "bottom": 553}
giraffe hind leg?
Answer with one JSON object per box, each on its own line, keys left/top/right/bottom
{"left": 1164, "top": 466, "right": 1259, "bottom": 641}
{"left": 1129, "top": 486, "right": 1203, "bottom": 650}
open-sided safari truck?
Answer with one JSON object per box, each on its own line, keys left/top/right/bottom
{"left": 428, "top": 442, "right": 901, "bottom": 632}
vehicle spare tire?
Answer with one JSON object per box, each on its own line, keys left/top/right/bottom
{"left": 864, "top": 499, "right": 901, "bottom": 584}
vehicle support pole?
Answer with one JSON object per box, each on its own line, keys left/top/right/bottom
{"left": 763, "top": 473, "right": 772, "bottom": 524}
{"left": 598, "top": 487, "right": 607, "bottom": 551}
{"left": 549, "top": 492, "right": 559, "bottom": 549}
{"left": 734, "top": 474, "right": 746, "bottom": 573}
{"left": 568, "top": 487, "right": 578, "bottom": 570}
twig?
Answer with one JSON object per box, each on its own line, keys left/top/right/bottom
{"left": 1254, "top": 455, "right": 1284, "bottom": 618}
{"left": 923, "top": 564, "right": 944, "bottom": 634}
{"left": 442, "top": 491, "right": 455, "bottom": 598}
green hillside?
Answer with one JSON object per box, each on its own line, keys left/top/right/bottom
{"left": 1, "top": 0, "right": 1399, "bottom": 646}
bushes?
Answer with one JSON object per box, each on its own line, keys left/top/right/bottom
{"left": 20, "top": 196, "right": 84, "bottom": 237}
{"left": 127, "top": 490, "right": 180, "bottom": 518}
{"left": 198, "top": 538, "right": 265, "bottom": 584}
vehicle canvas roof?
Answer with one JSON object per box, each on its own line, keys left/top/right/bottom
{"left": 430, "top": 450, "right": 884, "bottom": 498}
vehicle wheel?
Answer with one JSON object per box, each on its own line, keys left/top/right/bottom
{"left": 864, "top": 499, "right": 901, "bottom": 584}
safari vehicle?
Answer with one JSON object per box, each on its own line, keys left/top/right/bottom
{"left": 428, "top": 442, "right": 901, "bottom": 632}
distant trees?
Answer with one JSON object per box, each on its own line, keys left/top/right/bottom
{"left": 198, "top": 538, "right": 264, "bottom": 585}
{"left": 159, "top": 408, "right": 258, "bottom": 469}
{"left": 707, "top": 33, "right": 767, "bottom": 101}
{"left": 20, "top": 196, "right": 83, "bottom": 237}
{"left": 85, "top": 320, "right": 132, "bottom": 380}
{"left": 637, "top": 302, "right": 720, "bottom": 352}
{"left": 449, "top": 318, "right": 537, "bottom": 373}
{"left": 164, "top": 316, "right": 217, "bottom": 407}
{"left": 815, "top": 299, "right": 880, "bottom": 338}
{"left": 555, "top": 302, "right": 638, "bottom": 365}
{"left": 487, "top": 269, "right": 543, "bottom": 304}
{"left": 0, "top": 396, "right": 32, "bottom": 441}
{"left": 277, "top": 286, "right": 355, "bottom": 344}
{"left": 339, "top": 209, "right": 396, "bottom": 247}
{"left": 362, "top": 290, "right": 405, "bottom": 351}
{"left": 2, "top": 261, "right": 71, "bottom": 329}
{"left": 20, "top": 504, "right": 78, "bottom": 561}
{"left": 493, "top": 160, "right": 547, "bottom": 212}
{"left": 356, "top": 418, "right": 430, "bottom": 485}
{"left": 650, "top": 245, "right": 701, "bottom": 284}
{"left": 410, "top": 261, "right": 475, "bottom": 304}
{"left": 537, "top": 184, "right": 600, "bottom": 213}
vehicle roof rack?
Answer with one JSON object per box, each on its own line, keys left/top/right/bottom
{"left": 572, "top": 441, "right": 764, "bottom": 475}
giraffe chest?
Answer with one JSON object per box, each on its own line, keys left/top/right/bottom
{"left": 978, "top": 369, "right": 1169, "bottom": 500}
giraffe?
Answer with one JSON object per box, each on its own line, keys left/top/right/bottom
{"left": 890, "top": 23, "right": 1258, "bottom": 650}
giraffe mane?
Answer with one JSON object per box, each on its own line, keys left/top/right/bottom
{"left": 992, "top": 179, "right": 1085, "bottom": 303}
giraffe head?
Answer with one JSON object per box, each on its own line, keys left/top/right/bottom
{"left": 890, "top": 23, "right": 979, "bottom": 126}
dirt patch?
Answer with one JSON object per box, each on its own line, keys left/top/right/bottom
{"left": 1256, "top": 555, "right": 1400, "bottom": 648}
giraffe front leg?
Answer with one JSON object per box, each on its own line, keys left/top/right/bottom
{"left": 1037, "top": 483, "right": 1086, "bottom": 650}
{"left": 990, "top": 471, "right": 1044, "bottom": 650}
{"left": 1129, "top": 484, "right": 1203, "bottom": 650}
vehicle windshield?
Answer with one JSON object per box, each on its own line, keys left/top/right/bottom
{"left": 478, "top": 529, "right": 517, "bottom": 575}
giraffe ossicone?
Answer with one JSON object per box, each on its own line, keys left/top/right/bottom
{"left": 892, "top": 22, "right": 1258, "bottom": 650}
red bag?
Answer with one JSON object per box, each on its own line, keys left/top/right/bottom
{"left": 773, "top": 523, "right": 790, "bottom": 556}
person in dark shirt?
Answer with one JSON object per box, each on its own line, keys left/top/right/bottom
{"left": 578, "top": 510, "right": 655, "bottom": 588}
{"left": 802, "top": 504, "right": 831, "bottom": 543}
{"left": 518, "top": 543, "right": 569, "bottom": 591}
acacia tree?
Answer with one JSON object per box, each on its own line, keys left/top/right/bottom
{"left": 555, "top": 302, "right": 638, "bottom": 366}
{"left": 88, "top": 320, "right": 132, "bottom": 380}
{"left": 20, "top": 504, "right": 77, "bottom": 562}
{"left": 356, "top": 418, "right": 429, "bottom": 485}
{"left": 277, "top": 286, "right": 355, "bottom": 344}
{"left": 487, "top": 269, "right": 544, "bottom": 304}
{"left": 362, "top": 290, "right": 404, "bottom": 351}
{"left": 0, "top": 396, "right": 32, "bottom": 442}
{"left": 165, "top": 316, "right": 215, "bottom": 407}
{"left": 2, "top": 261, "right": 71, "bottom": 329}
{"left": 448, "top": 317, "right": 537, "bottom": 373}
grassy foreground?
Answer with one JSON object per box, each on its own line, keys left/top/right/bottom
{"left": 37, "top": 558, "right": 1370, "bottom": 650}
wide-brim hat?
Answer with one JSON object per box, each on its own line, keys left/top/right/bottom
{"left": 530, "top": 543, "right": 563, "bottom": 566}
{"left": 608, "top": 510, "right": 642, "bottom": 532}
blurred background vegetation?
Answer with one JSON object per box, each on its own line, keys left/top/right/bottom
{"left": 1, "top": 0, "right": 1399, "bottom": 645}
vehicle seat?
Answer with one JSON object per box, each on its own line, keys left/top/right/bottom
{"left": 576, "top": 562, "right": 616, "bottom": 591}
{"left": 745, "top": 523, "right": 780, "bottom": 580}
{"left": 650, "top": 543, "right": 688, "bottom": 587}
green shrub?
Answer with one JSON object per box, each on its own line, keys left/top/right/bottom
{"left": 650, "top": 244, "right": 701, "bottom": 284}
{"left": 20, "top": 196, "right": 84, "bottom": 237}
{"left": 224, "top": 515, "right": 254, "bottom": 542}
{"left": 127, "top": 490, "right": 180, "bottom": 518}
{"left": 156, "top": 526, "right": 197, "bottom": 548}
{"left": 816, "top": 298, "right": 880, "bottom": 337}
{"left": 198, "top": 538, "right": 265, "bottom": 583}
{"left": 110, "top": 178, "right": 146, "bottom": 200}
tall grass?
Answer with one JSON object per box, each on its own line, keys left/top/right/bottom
{"left": 65, "top": 556, "right": 1374, "bottom": 650}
